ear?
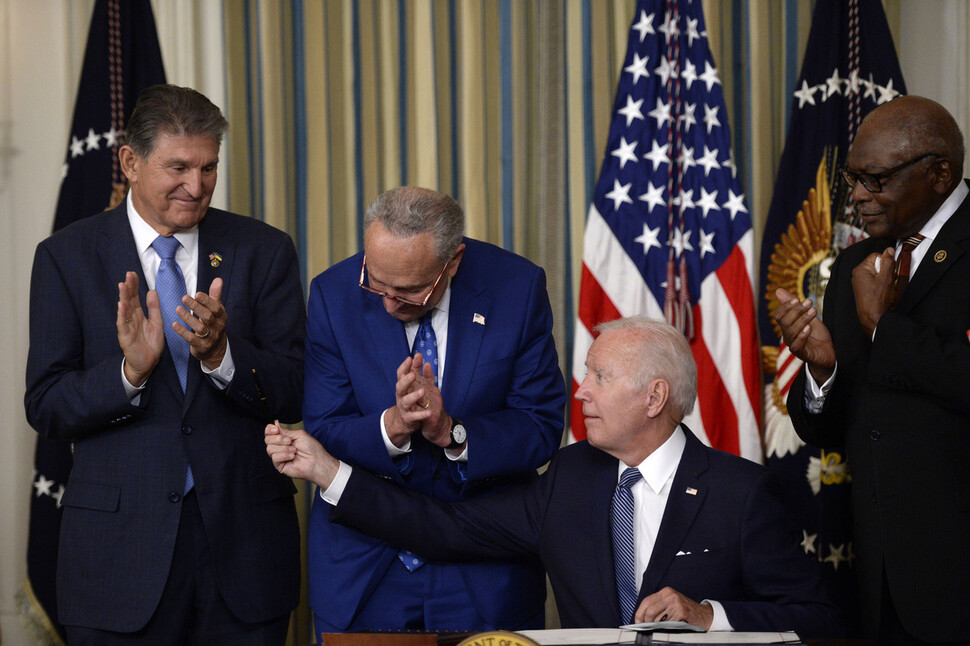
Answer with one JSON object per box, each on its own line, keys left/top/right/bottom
{"left": 119, "top": 145, "right": 139, "bottom": 183}
{"left": 447, "top": 242, "right": 467, "bottom": 278}
{"left": 931, "top": 158, "right": 954, "bottom": 196}
{"left": 644, "top": 378, "right": 669, "bottom": 419}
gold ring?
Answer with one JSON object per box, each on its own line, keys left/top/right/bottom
{"left": 195, "top": 325, "right": 210, "bottom": 339}
{"left": 125, "top": 318, "right": 132, "bottom": 323}
{"left": 422, "top": 399, "right": 431, "bottom": 409}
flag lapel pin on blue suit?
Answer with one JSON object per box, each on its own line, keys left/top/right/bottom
{"left": 473, "top": 313, "right": 485, "bottom": 325}
{"left": 685, "top": 487, "right": 698, "bottom": 495}
{"left": 209, "top": 252, "right": 222, "bottom": 267}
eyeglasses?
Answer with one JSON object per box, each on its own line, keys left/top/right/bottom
{"left": 840, "top": 152, "right": 941, "bottom": 194}
{"left": 359, "top": 255, "right": 451, "bottom": 307}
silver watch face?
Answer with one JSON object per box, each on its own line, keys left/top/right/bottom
{"left": 451, "top": 423, "right": 467, "bottom": 444}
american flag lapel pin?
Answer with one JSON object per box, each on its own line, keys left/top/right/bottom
{"left": 473, "top": 313, "right": 485, "bottom": 325}
{"left": 685, "top": 487, "right": 698, "bottom": 496}
{"left": 209, "top": 252, "right": 223, "bottom": 267}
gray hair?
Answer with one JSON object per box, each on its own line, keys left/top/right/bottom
{"left": 363, "top": 187, "right": 465, "bottom": 262}
{"left": 124, "top": 84, "right": 229, "bottom": 159}
{"left": 594, "top": 316, "right": 697, "bottom": 420}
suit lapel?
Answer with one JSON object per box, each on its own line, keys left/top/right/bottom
{"left": 186, "top": 214, "right": 232, "bottom": 404}
{"left": 591, "top": 454, "right": 624, "bottom": 626}
{"left": 361, "top": 286, "right": 411, "bottom": 394}
{"left": 898, "top": 186, "right": 970, "bottom": 313}
{"left": 442, "top": 262, "right": 490, "bottom": 412}
{"left": 638, "top": 426, "right": 708, "bottom": 599}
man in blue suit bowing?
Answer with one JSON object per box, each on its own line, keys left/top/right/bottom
{"left": 303, "top": 186, "right": 565, "bottom": 632}
{"left": 274, "top": 317, "right": 842, "bottom": 638}
{"left": 26, "top": 85, "right": 304, "bottom": 644}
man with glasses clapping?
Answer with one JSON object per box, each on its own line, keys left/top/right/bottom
{"left": 302, "top": 186, "right": 565, "bottom": 635}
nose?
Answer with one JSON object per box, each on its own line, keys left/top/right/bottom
{"left": 849, "top": 178, "right": 873, "bottom": 204}
{"left": 183, "top": 169, "right": 204, "bottom": 197}
{"left": 575, "top": 376, "right": 592, "bottom": 402}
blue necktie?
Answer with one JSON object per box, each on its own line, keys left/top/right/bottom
{"left": 612, "top": 467, "right": 642, "bottom": 624}
{"left": 151, "top": 235, "right": 194, "bottom": 493}
{"left": 397, "top": 311, "right": 439, "bottom": 572}
{"left": 412, "top": 310, "right": 438, "bottom": 386}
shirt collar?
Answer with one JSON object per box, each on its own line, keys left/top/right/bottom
{"left": 126, "top": 191, "right": 199, "bottom": 257}
{"left": 916, "top": 180, "right": 969, "bottom": 243}
{"left": 621, "top": 425, "right": 687, "bottom": 494}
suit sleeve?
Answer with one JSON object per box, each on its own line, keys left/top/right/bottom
{"left": 787, "top": 252, "right": 851, "bottom": 450}
{"left": 220, "top": 231, "right": 305, "bottom": 423}
{"left": 25, "top": 240, "right": 149, "bottom": 440}
{"left": 455, "top": 266, "right": 566, "bottom": 483}
{"left": 719, "top": 472, "right": 844, "bottom": 638}
{"left": 331, "top": 462, "right": 549, "bottom": 561}
{"left": 302, "top": 276, "right": 400, "bottom": 477}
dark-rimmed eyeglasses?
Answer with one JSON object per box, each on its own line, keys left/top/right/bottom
{"left": 840, "top": 152, "right": 941, "bottom": 194}
{"left": 358, "top": 255, "right": 450, "bottom": 307}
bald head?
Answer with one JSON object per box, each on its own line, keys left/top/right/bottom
{"left": 860, "top": 95, "right": 964, "bottom": 183}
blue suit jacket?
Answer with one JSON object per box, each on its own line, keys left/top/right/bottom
{"left": 25, "top": 204, "right": 305, "bottom": 632}
{"left": 333, "top": 427, "right": 843, "bottom": 638}
{"left": 303, "top": 237, "right": 565, "bottom": 629}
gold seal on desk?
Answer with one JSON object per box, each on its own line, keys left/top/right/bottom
{"left": 457, "top": 631, "right": 540, "bottom": 646}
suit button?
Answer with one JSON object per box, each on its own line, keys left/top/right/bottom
{"left": 870, "top": 429, "right": 880, "bottom": 441}
{"left": 168, "top": 491, "right": 181, "bottom": 503}
{"left": 872, "top": 494, "right": 877, "bottom": 503}
{"left": 182, "top": 425, "right": 193, "bottom": 435}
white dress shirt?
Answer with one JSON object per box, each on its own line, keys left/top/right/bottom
{"left": 121, "top": 194, "right": 235, "bottom": 397}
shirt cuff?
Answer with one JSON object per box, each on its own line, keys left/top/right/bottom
{"left": 703, "top": 600, "right": 733, "bottom": 632}
{"left": 319, "top": 461, "right": 353, "bottom": 505}
{"left": 381, "top": 408, "right": 412, "bottom": 456}
{"left": 444, "top": 443, "right": 468, "bottom": 462}
{"left": 121, "top": 359, "right": 146, "bottom": 401}
{"left": 803, "top": 362, "right": 837, "bottom": 413}
{"left": 201, "top": 338, "right": 234, "bottom": 389}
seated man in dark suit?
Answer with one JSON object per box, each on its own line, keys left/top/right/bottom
{"left": 267, "top": 317, "right": 842, "bottom": 637}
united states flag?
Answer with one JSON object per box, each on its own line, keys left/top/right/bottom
{"left": 571, "top": 0, "right": 761, "bottom": 461}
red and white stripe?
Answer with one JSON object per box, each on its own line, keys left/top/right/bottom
{"left": 570, "top": 204, "right": 763, "bottom": 462}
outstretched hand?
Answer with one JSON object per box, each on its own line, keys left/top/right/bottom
{"left": 264, "top": 420, "right": 340, "bottom": 488}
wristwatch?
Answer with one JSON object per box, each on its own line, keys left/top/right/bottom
{"left": 447, "top": 418, "right": 467, "bottom": 449}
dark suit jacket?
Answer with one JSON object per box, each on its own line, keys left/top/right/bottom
{"left": 25, "top": 204, "right": 305, "bottom": 632}
{"left": 788, "top": 180, "right": 970, "bottom": 642}
{"left": 303, "top": 238, "right": 565, "bottom": 629}
{"left": 332, "top": 427, "right": 842, "bottom": 637}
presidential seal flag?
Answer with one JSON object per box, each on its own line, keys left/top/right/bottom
{"left": 758, "top": 0, "right": 905, "bottom": 634}
{"left": 18, "top": 1, "right": 165, "bottom": 642}
{"left": 570, "top": 0, "right": 760, "bottom": 462}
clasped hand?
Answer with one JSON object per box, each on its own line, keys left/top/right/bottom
{"left": 384, "top": 353, "right": 454, "bottom": 448}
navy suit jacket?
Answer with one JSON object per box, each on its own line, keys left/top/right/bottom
{"left": 788, "top": 181, "right": 970, "bottom": 641}
{"left": 303, "top": 237, "right": 565, "bottom": 629}
{"left": 333, "top": 427, "right": 842, "bottom": 638}
{"left": 25, "top": 204, "right": 305, "bottom": 632}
